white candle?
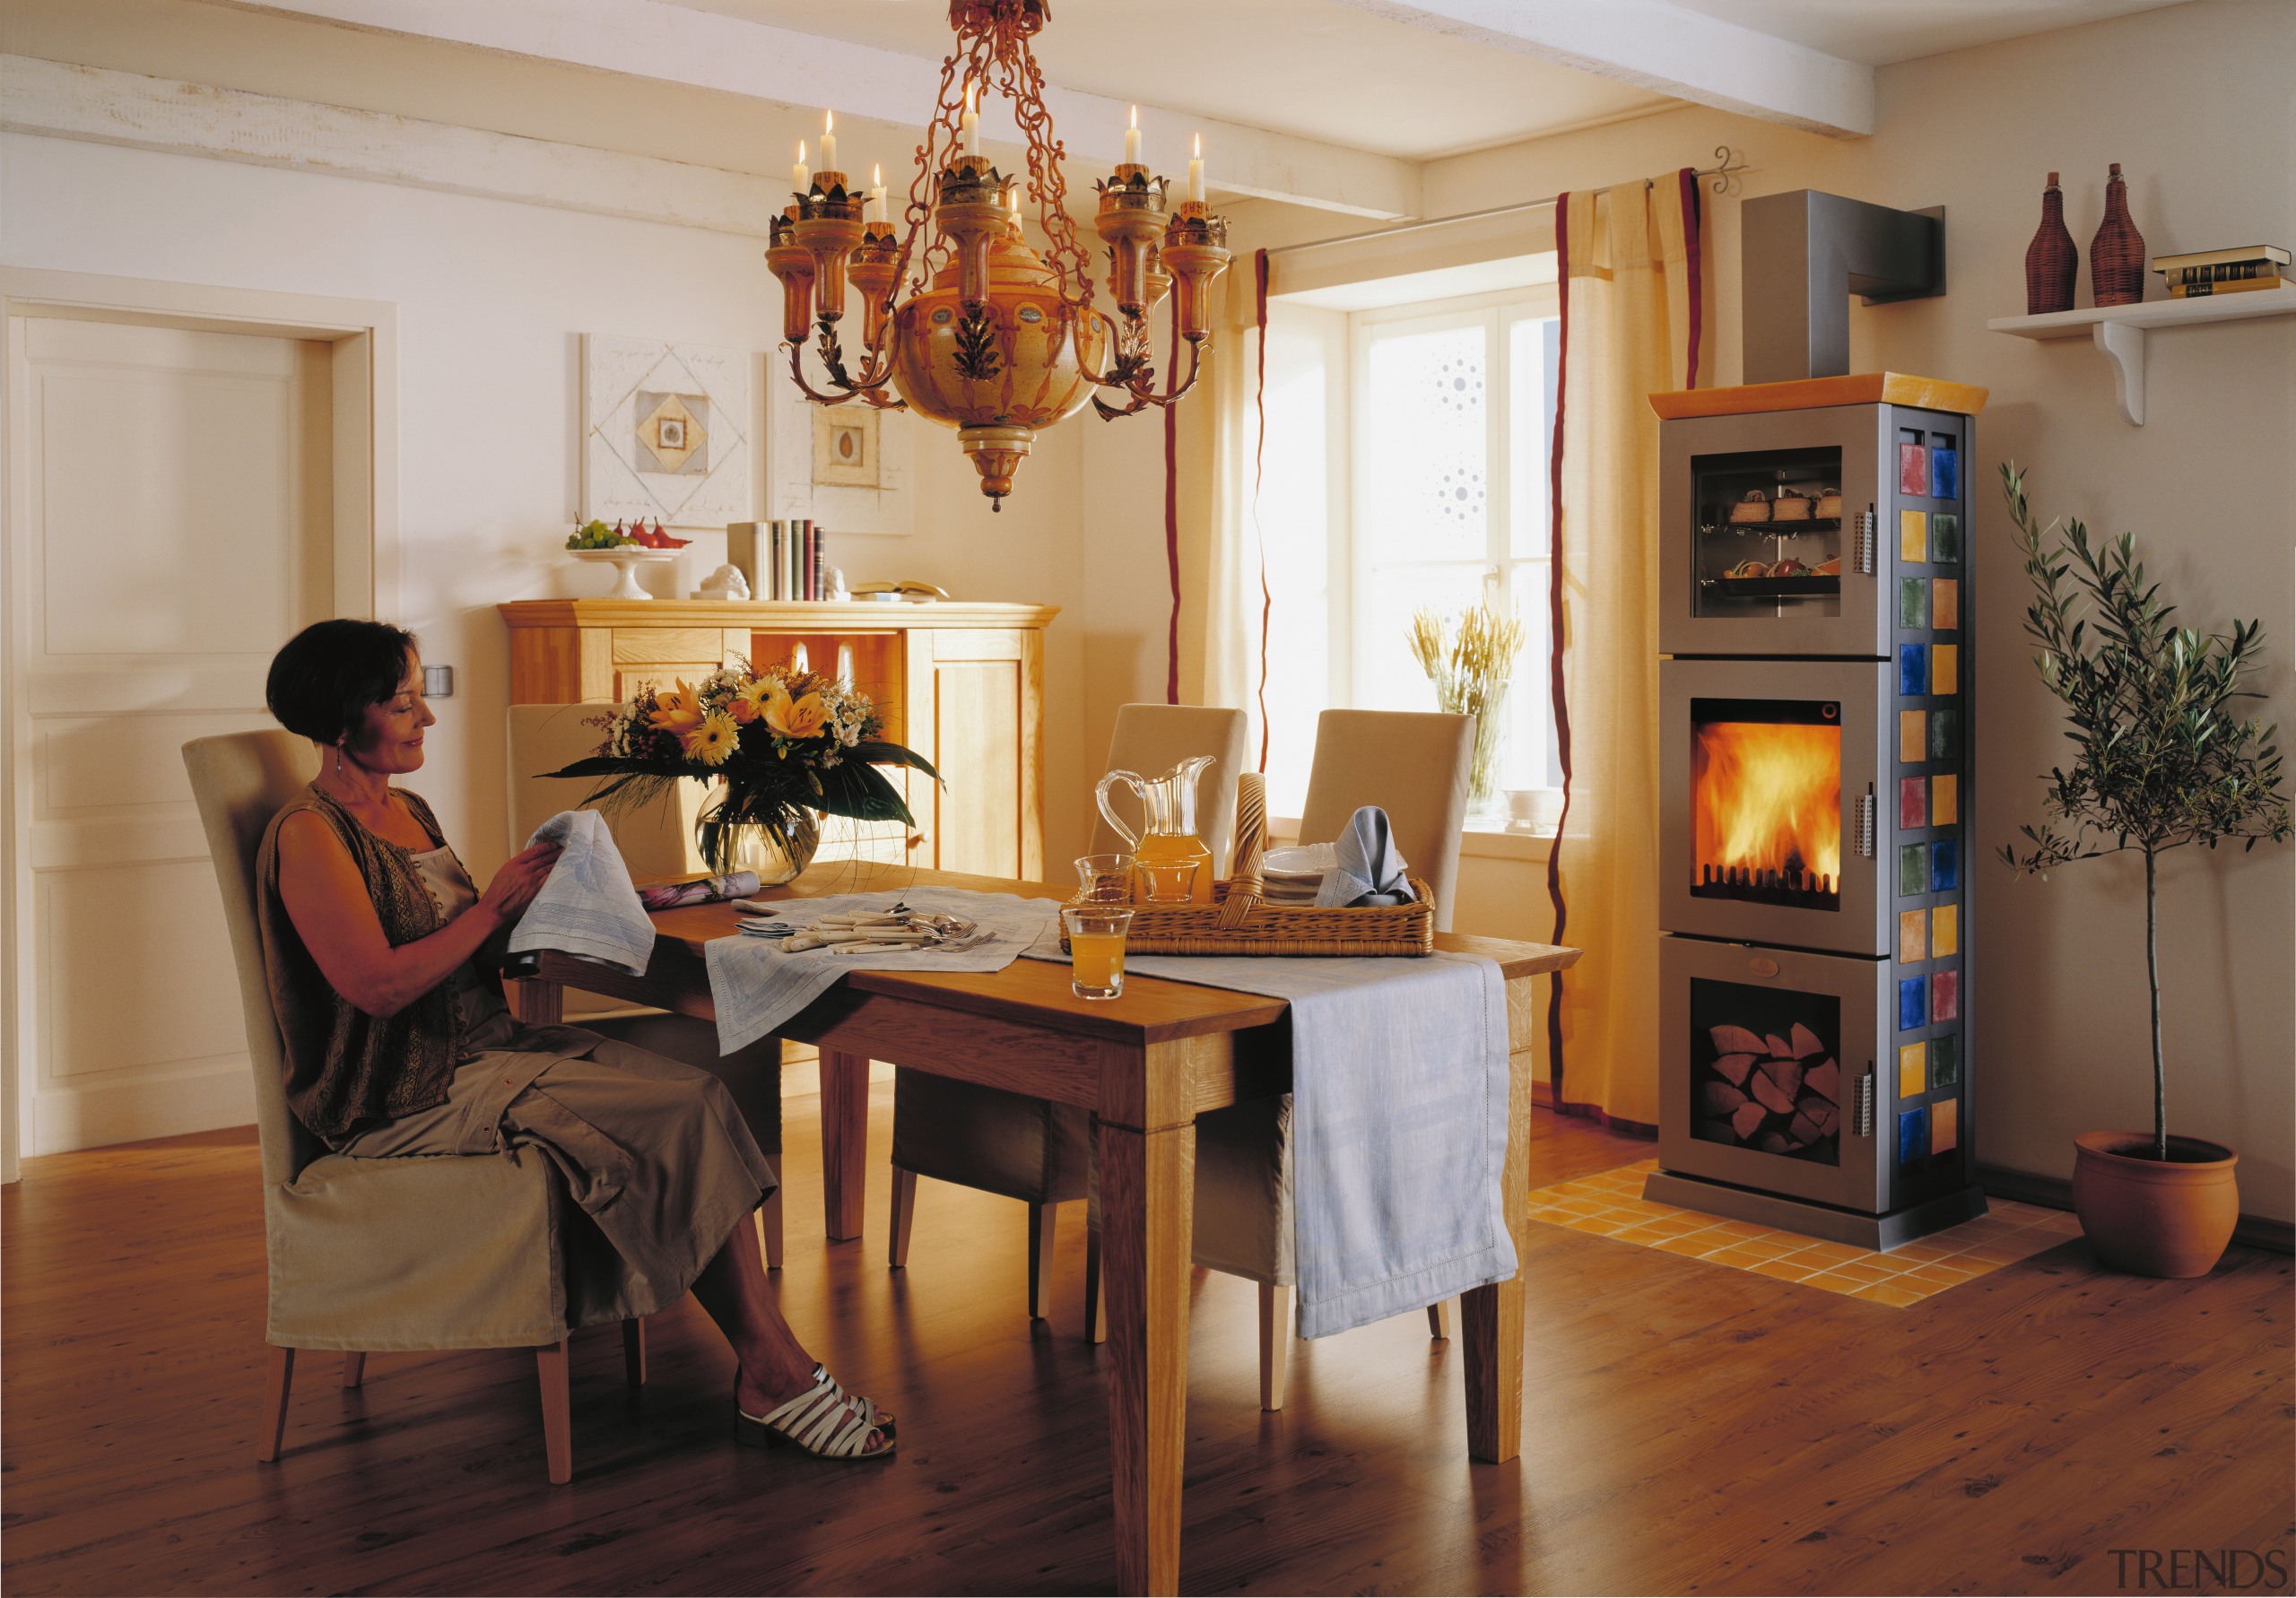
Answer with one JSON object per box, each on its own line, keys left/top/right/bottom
{"left": 1125, "top": 105, "right": 1141, "bottom": 167}
{"left": 794, "top": 139, "right": 809, "bottom": 195}
{"left": 868, "top": 163, "right": 885, "bottom": 224}
{"left": 961, "top": 85, "right": 978, "bottom": 158}
{"left": 1187, "top": 132, "right": 1204, "bottom": 204}
{"left": 821, "top": 110, "right": 836, "bottom": 176}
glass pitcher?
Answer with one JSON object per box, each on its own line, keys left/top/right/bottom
{"left": 1096, "top": 756, "right": 1216, "bottom": 904}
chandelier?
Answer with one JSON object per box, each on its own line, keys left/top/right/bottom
{"left": 764, "top": 0, "right": 1231, "bottom": 508}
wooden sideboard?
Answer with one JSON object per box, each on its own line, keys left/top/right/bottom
{"left": 497, "top": 599, "right": 1056, "bottom": 880}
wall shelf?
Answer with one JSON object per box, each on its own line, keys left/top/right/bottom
{"left": 1987, "top": 287, "right": 2296, "bottom": 425}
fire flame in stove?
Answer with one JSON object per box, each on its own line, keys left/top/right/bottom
{"left": 1692, "top": 720, "right": 1841, "bottom": 890}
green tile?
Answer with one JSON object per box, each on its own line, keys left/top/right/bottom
{"left": 1899, "top": 843, "right": 1927, "bottom": 898}
{"left": 1930, "top": 706, "right": 1960, "bottom": 760}
{"left": 1931, "top": 1031, "right": 1961, "bottom": 1088}
{"left": 1930, "top": 512, "right": 1961, "bottom": 564}
{"left": 1898, "top": 576, "right": 1928, "bottom": 630}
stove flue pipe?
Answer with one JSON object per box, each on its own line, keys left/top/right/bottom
{"left": 1741, "top": 190, "right": 1946, "bottom": 383}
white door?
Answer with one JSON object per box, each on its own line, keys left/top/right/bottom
{"left": 17, "top": 317, "right": 333, "bottom": 1152}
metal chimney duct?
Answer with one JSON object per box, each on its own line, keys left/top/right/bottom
{"left": 1742, "top": 190, "right": 1945, "bottom": 383}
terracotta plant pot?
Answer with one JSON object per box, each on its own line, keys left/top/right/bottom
{"left": 2071, "top": 1131, "right": 2239, "bottom": 1277}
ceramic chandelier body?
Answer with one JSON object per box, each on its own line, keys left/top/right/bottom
{"left": 763, "top": 0, "right": 1231, "bottom": 508}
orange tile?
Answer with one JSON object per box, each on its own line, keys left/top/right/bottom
{"left": 1613, "top": 1227, "right": 1673, "bottom": 1246}
{"left": 1752, "top": 1258, "right": 1819, "bottom": 1282}
{"left": 1655, "top": 1233, "right": 1726, "bottom": 1258}
{"left": 1787, "top": 1242, "right": 1866, "bottom": 1266}
{"left": 1571, "top": 1219, "right": 1631, "bottom": 1237}
{"left": 1852, "top": 1281, "right": 1929, "bottom": 1307}
{"left": 1802, "top": 1272, "right": 1874, "bottom": 1294}
{"left": 1886, "top": 1242, "right": 1954, "bottom": 1264}
{"left": 1901, "top": 1264, "right": 1975, "bottom": 1286}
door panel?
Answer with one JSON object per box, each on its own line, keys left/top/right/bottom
{"left": 931, "top": 659, "right": 1024, "bottom": 878}
{"left": 21, "top": 317, "right": 333, "bottom": 1151}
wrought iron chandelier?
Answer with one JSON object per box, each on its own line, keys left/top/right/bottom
{"left": 764, "top": 0, "right": 1232, "bottom": 509}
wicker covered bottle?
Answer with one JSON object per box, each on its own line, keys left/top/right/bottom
{"left": 2024, "top": 171, "right": 2079, "bottom": 314}
{"left": 2089, "top": 162, "right": 2146, "bottom": 307}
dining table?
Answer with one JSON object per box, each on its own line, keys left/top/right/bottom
{"left": 509, "top": 858, "right": 1580, "bottom": 1596}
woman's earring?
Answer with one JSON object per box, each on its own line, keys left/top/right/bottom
{"left": 334, "top": 743, "right": 344, "bottom": 776}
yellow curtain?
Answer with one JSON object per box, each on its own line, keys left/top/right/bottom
{"left": 1548, "top": 174, "right": 1705, "bottom": 1128}
{"left": 1178, "top": 257, "right": 1264, "bottom": 733}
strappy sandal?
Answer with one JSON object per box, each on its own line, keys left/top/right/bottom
{"left": 736, "top": 1365, "right": 897, "bottom": 1460}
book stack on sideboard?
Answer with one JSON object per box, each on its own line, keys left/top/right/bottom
{"left": 727, "top": 520, "right": 826, "bottom": 600}
{"left": 2154, "top": 245, "right": 2289, "bottom": 299}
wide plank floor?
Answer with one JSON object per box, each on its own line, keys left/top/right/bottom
{"left": 4, "top": 1089, "right": 2288, "bottom": 1595}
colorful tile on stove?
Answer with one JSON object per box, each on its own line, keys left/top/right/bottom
{"left": 1900, "top": 709, "right": 1927, "bottom": 763}
{"left": 1933, "top": 903, "right": 1959, "bottom": 957}
{"left": 1899, "top": 1041, "right": 1926, "bottom": 1097}
{"left": 1930, "top": 512, "right": 1960, "bottom": 563}
{"left": 1900, "top": 777, "right": 1927, "bottom": 829}
{"left": 1900, "top": 442, "right": 1928, "bottom": 496}
{"left": 1933, "top": 578, "right": 1960, "bottom": 630}
{"left": 1932, "top": 1097, "right": 1960, "bottom": 1154}
{"left": 1929, "top": 447, "right": 1959, "bottom": 500}
{"left": 1931, "top": 838, "right": 1960, "bottom": 890}
{"left": 1933, "top": 774, "right": 1959, "bottom": 827}
{"left": 1899, "top": 844, "right": 1928, "bottom": 897}
{"left": 1900, "top": 509, "right": 1927, "bottom": 563}
{"left": 1932, "top": 968, "right": 1960, "bottom": 1022}
{"left": 1899, "top": 577, "right": 1928, "bottom": 629}
{"left": 1933, "top": 1032, "right": 1961, "bottom": 1086}
{"left": 1930, "top": 707, "right": 1960, "bottom": 760}
{"left": 1899, "top": 1104, "right": 1930, "bottom": 1166}
{"left": 1899, "top": 977, "right": 1927, "bottom": 1031}
{"left": 1899, "top": 644, "right": 1927, "bottom": 697}
{"left": 1931, "top": 643, "right": 1959, "bottom": 695}
{"left": 1898, "top": 908, "right": 1926, "bottom": 962}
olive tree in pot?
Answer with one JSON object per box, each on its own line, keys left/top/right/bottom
{"left": 1998, "top": 465, "right": 2291, "bottom": 1277}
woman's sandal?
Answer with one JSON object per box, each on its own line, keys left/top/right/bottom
{"left": 735, "top": 1366, "right": 897, "bottom": 1460}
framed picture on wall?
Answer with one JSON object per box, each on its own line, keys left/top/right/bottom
{"left": 767, "top": 358, "right": 914, "bottom": 534}
{"left": 583, "top": 334, "right": 752, "bottom": 528}
{"left": 813, "top": 407, "right": 879, "bottom": 489}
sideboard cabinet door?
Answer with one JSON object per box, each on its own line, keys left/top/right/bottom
{"left": 903, "top": 629, "right": 1044, "bottom": 881}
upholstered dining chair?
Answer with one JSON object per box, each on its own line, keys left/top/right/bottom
{"left": 507, "top": 703, "right": 786, "bottom": 1266}
{"left": 886, "top": 703, "right": 1253, "bottom": 1320}
{"left": 1096, "top": 708, "right": 1475, "bottom": 1409}
{"left": 184, "top": 729, "right": 649, "bottom": 1486}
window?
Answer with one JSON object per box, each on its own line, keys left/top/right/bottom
{"left": 1257, "top": 280, "right": 1562, "bottom": 822}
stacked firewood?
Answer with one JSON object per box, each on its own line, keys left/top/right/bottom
{"left": 1700, "top": 1023, "right": 1841, "bottom": 1154}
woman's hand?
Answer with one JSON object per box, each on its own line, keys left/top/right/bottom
{"left": 479, "top": 841, "right": 562, "bottom": 925}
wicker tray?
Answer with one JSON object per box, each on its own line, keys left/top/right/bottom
{"left": 1058, "top": 772, "right": 1435, "bottom": 957}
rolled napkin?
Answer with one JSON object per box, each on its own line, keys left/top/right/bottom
{"left": 637, "top": 871, "right": 761, "bottom": 913}
{"left": 1312, "top": 805, "right": 1414, "bottom": 908}
{"left": 504, "top": 809, "right": 657, "bottom": 976}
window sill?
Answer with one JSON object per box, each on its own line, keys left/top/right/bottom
{"left": 1266, "top": 817, "right": 1555, "bottom": 863}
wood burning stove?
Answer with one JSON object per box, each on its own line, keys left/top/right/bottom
{"left": 1645, "top": 374, "right": 1987, "bottom": 1249}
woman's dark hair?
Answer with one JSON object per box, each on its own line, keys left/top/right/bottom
{"left": 266, "top": 619, "right": 421, "bottom": 745}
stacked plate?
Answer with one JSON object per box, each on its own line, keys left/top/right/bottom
{"left": 1258, "top": 842, "right": 1336, "bottom": 904}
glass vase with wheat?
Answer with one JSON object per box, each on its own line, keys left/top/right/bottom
{"left": 1408, "top": 601, "right": 1526, "bottom": 818}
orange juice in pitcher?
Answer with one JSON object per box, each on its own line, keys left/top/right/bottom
{"left": 1097, "top": 756, "right": 1216, "bottom": 904}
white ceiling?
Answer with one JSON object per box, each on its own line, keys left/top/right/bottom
{"left": 1669, "top": 0, "right": 2194, "bottom": 67}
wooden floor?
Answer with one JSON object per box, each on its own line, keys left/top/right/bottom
{"left": 4, "top": 1089, "right": 2289, "bottom": 1596}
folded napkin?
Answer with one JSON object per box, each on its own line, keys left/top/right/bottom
{"left": 504, "top": 810, "right": 657, "bottom": 976}
{"left": 1313, "top": 805, "right": 1414, "bottom": 908}
{"left": 637, "top": 871, "right": 761, "bottom": 912}
{"left": 704, "top": 887, "right": 1057, "bottom": 1055}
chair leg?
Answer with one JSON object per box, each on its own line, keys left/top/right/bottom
{"left": 1258, "top": 1283, "right": 1292, "bottom": 1411}
{"left": 536, "top": 1340, "right": 573, "bottom": 1485}
{"left": 889, "top": 1165, "right": 918, "bottom": 1269}
{"left": 340, "top": 1351, "right": 366, "bottom": 1389}
{"left": 257, "top": 1346, "right": 294, "bottom": 1463}
{"left": 1083, "top": 1225, "right": 1104, "bottom": 1345}
{"left": 761, "top": 1159, "right": 786, "bottom": 1272}
{"left": 1428, "top": 1298, "right": 1452, "bottom": 1342}
{"left": 1027, "top": 1202, "right": 1059, "bottom": 1320}
{"left": 622, "top": 1318, "right": 647, "bottom": 1388}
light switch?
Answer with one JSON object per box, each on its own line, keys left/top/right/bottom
{"left": 423, "top": 665, "right": 455, "bottom": 698}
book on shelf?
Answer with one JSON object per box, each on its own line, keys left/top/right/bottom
{"left": 2167, "top": 275, "right": 2291, "bottom": 299}
{"left": 2151, "top": 245, "right": 2290, "bottom": 274}
{"left": 2159, "top": 259, "right": 2288, "bottom": 287}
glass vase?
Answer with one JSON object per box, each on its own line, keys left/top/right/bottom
{"left": 695, "top": 794, "right": 821, "bottom": 885}
{"left": 1465, "top": 687, "right": 1509, "bottom": 818}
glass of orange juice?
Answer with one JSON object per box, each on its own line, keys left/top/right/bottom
{"left": 1064, "top": 905, "right": 1134, "bottom": 1000}
{"left": 1074, "top": 854, "right": 1135, "bottom": 903}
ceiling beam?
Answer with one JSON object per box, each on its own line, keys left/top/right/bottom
{"left": 1324, "top": 0, "right": 1875, "bottom": 139}
{"left": 209, "top": 0, "right": 1423, "bottom": 217}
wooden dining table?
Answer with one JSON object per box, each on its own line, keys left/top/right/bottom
{"left": 510, "top": 860, "right": 1579, "bottom": 1596}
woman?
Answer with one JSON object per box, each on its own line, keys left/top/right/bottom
{"left": 257, "top": 618, "right": 891, "bottom": 1461}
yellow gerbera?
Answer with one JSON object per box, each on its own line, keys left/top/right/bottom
{"left": 729, "top": 675, "right": 780, "bottom": 725}
{"left": 649, "top": 678, "right": 704, "bottom": 736}
{"left": 680, "top": 709, "right": 741, "bottom": 766}
{"left": 766, "top": 689, "right": 830, "bottom": 741}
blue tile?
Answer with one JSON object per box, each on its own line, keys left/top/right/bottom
{"left": 1931, "top": 838, "right": 1960, "bottom": 891}
{"left": 1899, "top": 976, "right": 1927, "bottom": 1031}
{"left": 1899, "top": 644, "right": 1927, "bottom": 698}
{"left": 1898, "top": 1105, "right": 1930, "bottom": 1168}
{"left": 1930, "top": 447, "right": 1959, "bottom": 500}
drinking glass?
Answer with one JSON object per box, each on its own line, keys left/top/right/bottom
{"left": 1140, "top": 856, "right": 1202, "bottom": 905}
{"left": 1064, "top": 905, "right": 1134, "bottom": 1000}
{"left": 1074, "top": 853, "right": 1135, "bottom": 903}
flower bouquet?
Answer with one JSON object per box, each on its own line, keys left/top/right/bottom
{"left": 546, "top": 659, "right": 939, "bottom": 880}
{"left": 1407, "top": 601, "right": 1526, "bottom": 813}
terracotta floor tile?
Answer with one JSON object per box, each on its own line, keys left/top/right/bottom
{"left": 1902, "top": 1264, "right": 1975, "bottom": 1286}
{"left": 1851, "top": 1281, "right": 1929, "bottom": 1307}
{"left": 1612, "top": 1227, "right": 1674, "bottom": 1246}
{"left": 1888, "top": 1242, "right": 1956, "bottom": 1264}
{"left": 2039, "top": 1212, "right": 2087, "bottom": 1236}
{"left": 1751, "top": 1258, "right": 1818, "bottom": 1282}
{"left": 1654, "top": 1233, "right": 1725, "bottom": 1258}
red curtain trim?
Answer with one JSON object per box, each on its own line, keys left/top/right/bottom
{"left": 1677, "top": 167, "right": 1704, "bottom": 389}
{"left": 1162, "top": 359, "right": 1180, "bottom": 706}
{"left": 1544, "top": 191, "right": 1574, "bottom": 1109}
{"left": 1533, "top": 1083, "right": 1659, "bottom": 1141}
{"left": 1253, "top": 248, "right": 1273, "bottom": 769}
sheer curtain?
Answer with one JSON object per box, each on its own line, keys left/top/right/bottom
{"left": 1545, "top": 172, "right": 1705, "bottom": 1129}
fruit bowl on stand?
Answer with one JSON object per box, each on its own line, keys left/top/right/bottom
{"left": 571, "top": 546, "right": 678, "bottom": 600}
